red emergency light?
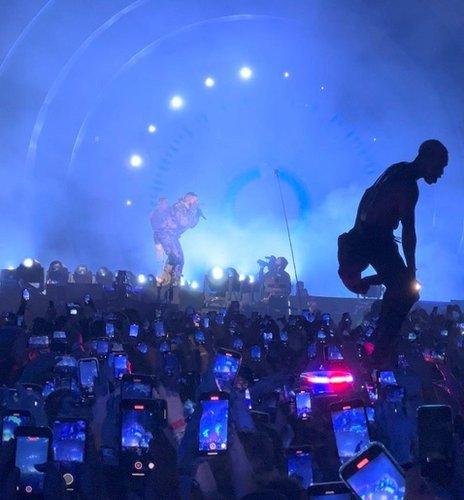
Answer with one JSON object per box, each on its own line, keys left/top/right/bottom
{"left": 300, "top": 370, "right": 354, "bottom": 395}
{"left": 305, "top": 373, "right": 354, "bottom": 385}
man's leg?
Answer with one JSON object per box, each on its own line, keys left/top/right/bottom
{"left": 153, "top": 233, "right": 166, "bottom": 279}
{"left": 369, "top": 240, "right": 419, "bottom": 365}
{"left": 170, "top": 237, "right": 184, "bottom": 286}
{"left": 359, "top": 273, "right": 384, "bottom": 290}
{"left": 157, "top": 232, "right": 176, "bottom": 285}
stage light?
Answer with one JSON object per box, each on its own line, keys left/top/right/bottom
{"left": 7, "top": 265, "right": 15, "bottom": 271}
{"left": 170, "top": 95, "right": 184, "bottom": 110}
{"left": 180, "top": 277, "right": 186, "bottom": 287}
{"left": 95, "top": 267, "right": 114, "bottom": 287}
{"left": 283, "top": 71, "right": 290, "bottom": 78}
{"left": 320, "top": 84, "right": 325, "bottom": 91}
{"left": 0, "top": 268, "right": 17, "bottom": 288}
{"left": 73, "top": 265, "right": 93, "bottom": 284}
{"left": 239, "top": 273, "right": 246, "bottom": 282}
{"left": 47, "top": 260, "right": 69, "bottom": 286}
{"left": 227, "top": 268, "right": 239, "bottom": 279}
{"left": 115, "top": 270, "right": 136, "bottom": 288}
{"left": 248, "top": 274, "right": 255, "bottom": 284}
{"left": 413, "top": 281, "right": 422, "bottom": 292}
{"left": 129, "top": 154, "right": 143, "bottom": 168}
{"left": 147, "top": 124, "right": 157, "bottom": 133}
{"left": 16, "top": 259, "right": 44, "bottom": 287}
{"left": 204, "top": 77, "right": 215, "bottom": 87}
{"left": 211, "top": 266, "right": 224, "bottom": 280}
{"left": 22, "top": 258, "right": 34, "bottom": 268}
{"left": 190, "top": 280, "right": 199, "bottom": 290}
{"left": 239, "top": 66, "right": 252, "bottom": 80}
{"left": 205, "top": 267, "right": 227, "bottom": 297}
{"left": 137, "top": 274, "right": 147, "bottom": 285}
{"left": 125, "top": 200, "right": 132, "bottom": 206}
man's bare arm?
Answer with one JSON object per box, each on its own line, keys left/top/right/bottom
{"left": 402, "top": 212, "right": 416, "bottom": 276}
{"left": 401, "top": 188, "right": 419, "bottom": 277}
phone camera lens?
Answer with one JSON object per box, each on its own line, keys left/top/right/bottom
{"left": 63, "top": 473, "right": 74, "bottom": 486}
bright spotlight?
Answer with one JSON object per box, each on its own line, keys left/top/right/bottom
{"left": 239, "top": 273, "right": 246, "bottom": 282}
{"left": 239, "top": 66, "right": 252, "bottom": 80}
{"left": 179, "top": 277, "right": 186, "bottom": 287}
{"left": 283, "top": 71, "right": 290, "bottom": 78}
{"left": 125, "top": 200, "right": 133, "bottom": 207}
{"left": 47, "top": 260, "right": 69, "bottom": 286}
{"left": 212, "top": 267, "right": 224, "bottom": 280}
{"left": 147, "top": 124, "right": 157, "bottom": 134}
{"left": 22, "top": 258, "right": 34, "bottom": 268}
{"left": 169, "top": 95, "right": 184, "bottom": 109}
{"left": 248, "top": 274, "right": 255, "bottom": 283}
{"left": 137, "top": 274, "right": 147, "bottom": 285}
{"left": 190, "top": 280, "right": 199, "bottom": 290}
{"left": 413, "top": 281, "right": 422, "bottom": 292}
{"left": 204, "top": 77, "right": 215, "bottom": 88}
{"left": 129, "top": 154, "right": 143, "bottom": 168}
{"left": 17, "top": 259, "right": 44, "bottom": 287}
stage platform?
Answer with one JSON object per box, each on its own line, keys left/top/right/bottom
{"left": 0, "top": 282, "right": 457, "bottom": 324}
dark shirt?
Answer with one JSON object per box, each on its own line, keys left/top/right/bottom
{"left": 354, "top": 162, "right": 418, "bottom": 235}
{"left": 263, "top": 270, "right": 291, "bottom": 298}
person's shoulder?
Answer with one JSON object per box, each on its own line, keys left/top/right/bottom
{"left": 395, "top": 162, "right": 416, "bottom": 177}
{"left": 390, "top": 162, "right": 417, "bottom": 187}
{"left": 388, "top": 161, "right": 412, "bottom": 175}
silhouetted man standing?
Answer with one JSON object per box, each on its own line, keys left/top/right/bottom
{"left": 338, "top": 140, "right": 448, "bottom": 366}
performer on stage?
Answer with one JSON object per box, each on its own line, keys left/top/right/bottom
{"left": 337, "top": 139, "right": 448, "bottom": 367}
{"left": 150, "top": 192, "right": 203, "bottom": 286}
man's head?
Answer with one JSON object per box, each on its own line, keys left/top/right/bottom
{"left": 276, "top": 257, "right": 288, "bottom": 270}
{"left": 416, "top": 139, "right": 448, "bottom": 184}
{"left": 183, "top": 192, "right": 198, "bottom": 207}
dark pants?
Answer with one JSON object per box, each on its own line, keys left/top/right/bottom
{"left": 154, "top": 231, "right": 184, "bottom": 283}
{"left": 338, "top": 228, "right": 419, "bottom": 362}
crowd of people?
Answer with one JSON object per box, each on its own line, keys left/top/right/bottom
{"left": 1, "top": 290, "right": 464, "bottom": 499}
